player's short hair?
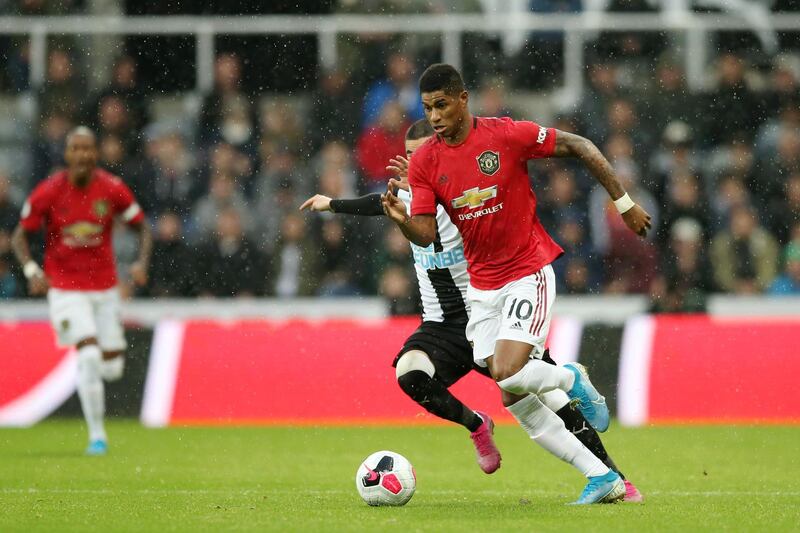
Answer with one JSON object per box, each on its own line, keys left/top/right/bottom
{"left": 405, "top": 119, "right": 434, "bottom": 141}
{"left": 419, "top": 63, "right": 465, "bottom": 96}
{"left": 65, "top": 126, "right": 97, "bottom": 146}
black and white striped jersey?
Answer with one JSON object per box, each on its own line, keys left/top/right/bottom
{"left": 398, "top": 189, "right": 470, "bottom": 324}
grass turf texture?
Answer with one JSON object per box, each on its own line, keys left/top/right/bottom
{"left": 1, "top": 421, "right": 799, "bottom": 532}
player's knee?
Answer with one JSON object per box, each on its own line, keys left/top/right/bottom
{"left": 489, "top": 342, "right": 533, "bottom": 383}
{"left": 101, "top": 354, "right": 125, "bottom": 382}
{"left": 490, "top": 357, "right": 527, "bottom": 384}
{"left": 501, "top": 390, "right": 528, "bottom": 408}
{"left": 77, "top": 343, "right": 102, "bottom": 375}
{"left": 395, "top": 350, "right": 435, "bottom": 380}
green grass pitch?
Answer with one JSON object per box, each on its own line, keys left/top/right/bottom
{"left": 2, "top": 420, "right": 799, "bottom": 532}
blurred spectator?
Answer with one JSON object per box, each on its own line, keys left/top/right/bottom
{"left": 710, "top": 204, "right": 779, "bottom": 294}
{"left": 704, "top": 137, "right": 757, "bottom": 200}
{"left": 657, "top": 171, "right": 710, "bottom": 248}
{"left": 768, "top": 173, "right": 800, "bottom": 245}
{"left": 316, "top": 218, "right": 362, "bottom": 296}
{"left": 755, "top": 99, "right": 800, "bottom": 161}
{"left": 649, "top": 218, "right": 712, "bottom": 313}
{"left": 260, "top": 100, "right": 304, "bottom": 160}
{"left": 198, "top": 53, "right": 259, "bottom": 149}
{"left": 201, "top": 141, "right": 254, "bottom": 196}
{"left": 603, "top": 98, "right": 654, "bottom": 158}
{"left": 94, "top": 95, "right": 137, "bottom": 153}
{"left": 253, "top": 149, "right": 303, "bottom": 251}
{"left": 98, "top": 134, "right": 128, "bottom": 177}
{"left": 475, "top": 79, "right": 517, "bottom": 118}
{"left": 355, "top": 100, "right": 408, "bottom": 192}
{"left": 648, "top": 121, "right": 700, "bottom": 202}
{"left": 271, "top": 212, "right": 319, "bottom": 297}
{"left": 768, "top": 241, "right": 800, "bottom": 295}
{"left": 38, "top": 49, "right": 85, "bottom": 124}
{"left": 196, "top": 208, "right": 266, "bottom": 297}
{"left": 576, "top": 61, "right": 623, "bottom": 141}
{"left": 309, "top": 69, "right": 360, "bottom": 151}
{"left": 313, "top": 140, "right": 359, "bottom": 197}
{"left": 146, "top": 211, "right": 196, "bottom": 297}
{"left": 646, "top": 59, "right": 694, "bottom": 136}
{"left": 362, "top": 52, "right": 423, "bottom": 127}
{"left": 702, "top": 53, "right": 760, "bottom": 146}
{"left": 31, "top": 112, "right": 72, "bottom": 185}
{"left": 538, "top": 166, "right": 586, "bottom": 232}
{"left": 762, "top": 56, "right": 799, "bottom": 121}
{"left": 131, "top": 128, "right": 199, "bottom": 216}
{"left": 710, "top": 174, "right": 752, "bottom": 231}
{"left": 552, "top": 213, "right": 601, "bottom": 294}
{"left": 593, "top": 0, "right": 663, "bottom": 78}
{"left": 192, "top": 173, "right": 254, "bottom": 241}
{"left": 89, "top": 55, "right": 148, "bottom": 133}
{"left": 588, "top": 159, "right": 659, "bottom": 293}
{"left": 753, "top": 129, "right": 800, "bottom": 205}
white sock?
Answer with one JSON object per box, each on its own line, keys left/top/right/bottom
{"left": 76, "top": 344, "right": 106, "bottom": 443}
{"left": 497, "top": 359, "right": 575, "bottom": 396}
{"left": 506, "top": 394, "right": 608, "bottom": 478}
{"left": 101, "top": 356, "right": 125, "bottom": 382}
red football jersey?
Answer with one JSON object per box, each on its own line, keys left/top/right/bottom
{"left": 20, "top": 168, "right": 145, "bottom": 290}
{"left": 409, "top": 116, "right": 563, "bottom": 290}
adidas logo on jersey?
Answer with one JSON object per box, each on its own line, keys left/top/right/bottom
{"left": 510, "top": 321, "right": 523, "bottom": 331}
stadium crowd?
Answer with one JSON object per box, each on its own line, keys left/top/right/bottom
{"left": 0, "top": 6, "right": 799, "bottom": 312}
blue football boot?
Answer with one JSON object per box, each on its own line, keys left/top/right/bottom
{"left": 571, "top": 470, "right": 625, "bottom": 505}
{"left": 85, "top": 439, "right": 108, "bottom": 456}
{"left": 564, "top": 363, "right": 610, "bottom": 432}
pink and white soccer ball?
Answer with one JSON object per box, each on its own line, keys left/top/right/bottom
{"left": 355, "top": 450, "right": 416, "bottom": 506}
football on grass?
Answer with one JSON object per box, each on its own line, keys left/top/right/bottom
{"left": 355, "top": 450, "right": 416, "bottom": 506}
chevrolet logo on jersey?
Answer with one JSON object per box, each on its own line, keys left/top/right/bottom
{"left": 451, "top": 185, "right": 498, "bottom": 209}
{"left": 62, "top": 221, "right": 104, "bottom": 248}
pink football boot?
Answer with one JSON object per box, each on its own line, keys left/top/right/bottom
{"left": 623, "top": 480, "right": 644, "bottom": 502}
{"left": 470, "top": 411, "right": 501, "bottom": 474}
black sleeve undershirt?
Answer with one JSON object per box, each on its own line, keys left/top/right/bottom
{"left": 329, "top": 193, "right": 384, "bottom": 217}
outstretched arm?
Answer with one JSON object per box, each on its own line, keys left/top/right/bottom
{"left": 552, "top": 130, "right": 651, "bottom": 237}
{"left": 299, "top": 193, "right": 384, "bottom": 217}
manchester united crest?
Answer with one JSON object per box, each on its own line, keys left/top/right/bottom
{"left": 93, "top": 199, "right": 109, "bottom": 218}
{"left": 476, "top": 150, "right": 500, "bottom": 176}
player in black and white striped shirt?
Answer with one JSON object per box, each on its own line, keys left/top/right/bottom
{"left": 301, "top": 120, "right": 639, "bottom": 497}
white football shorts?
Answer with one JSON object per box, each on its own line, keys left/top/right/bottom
{"left": 465, "top": 264, "right": 556, "bottom": 365}
{"left": 47, "top": 287, "right": 126, "bottom": 351}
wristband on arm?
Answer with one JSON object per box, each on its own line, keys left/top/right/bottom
{"left": 613, "top": 192, "right": 636, "bottom": 214}
{"left": 23, "top": 260, "right": 43, "bottom": 279}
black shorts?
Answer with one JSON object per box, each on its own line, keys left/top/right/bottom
{"left": 393, "top": 321, "right": 492, "bottom": 387}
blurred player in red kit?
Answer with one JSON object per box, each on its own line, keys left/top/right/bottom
{"left": 12, "top": 126, "right": 151, "bottom": 456}
{"left": 382, "top": 64, "right": 650, "bottom": 504}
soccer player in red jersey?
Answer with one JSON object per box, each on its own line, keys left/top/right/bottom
{"left": 382, "top": 64, "right": 650, "bottom": 504}
{"left": 11, "top": 126, "right": 152, "bottom": 455}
